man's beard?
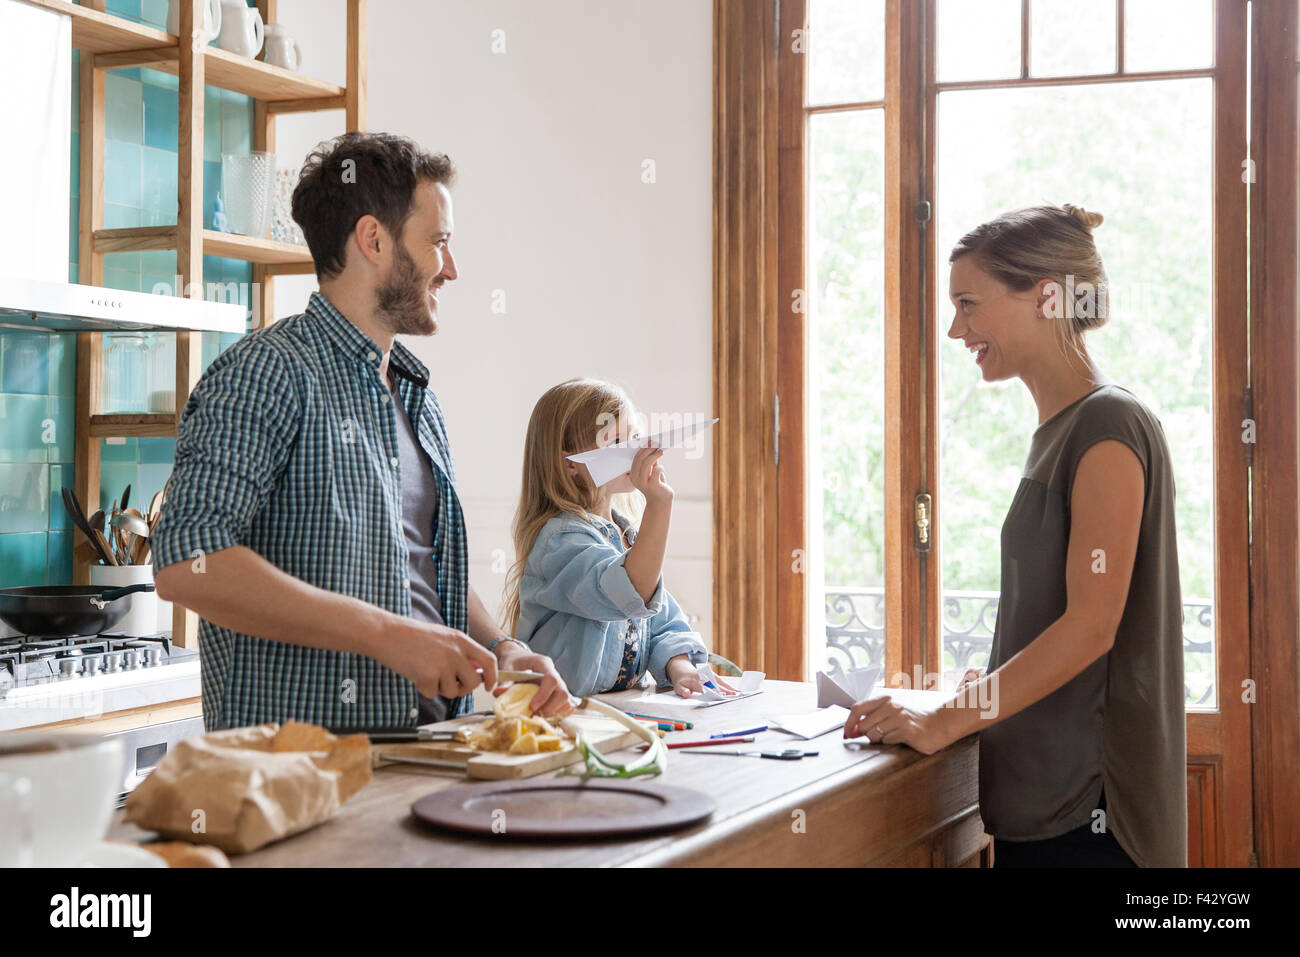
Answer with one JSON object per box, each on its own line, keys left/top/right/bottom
{"left": 375, "top": 240, "right": 436, "bottom": 336}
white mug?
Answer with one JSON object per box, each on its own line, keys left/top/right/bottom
{"left": 263, "top": 23, "right": 302, "bottom": 72}
{"left": 216, "top": 0, "right": 264, "bottom": 59}
{"left": 0, "top": 733, "right": 125, "bottom": 867}
{"left": 0, "top": 771, "right": 34, "bottom": 867}
{"left": 167, "top": 0, "right": 222, "bottom": 46}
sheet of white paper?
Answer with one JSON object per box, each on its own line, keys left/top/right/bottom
{"left": 635, "top": 689, "right": 761, "bottom": 710}
{"left": 815, "top": 665, "right": 882, "bottom": 709}
{"left": 632, "top": 668, "right": 764, "bottom": 710}
{"left": 566, "top": 417, "right": 720, "bottom": 487}
{"left": 768, "top": 706, "right": 850, "bottom": 740}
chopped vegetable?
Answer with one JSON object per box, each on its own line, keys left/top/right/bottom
{"left": 495, "top": 683, "right": 540, "bottom": 718}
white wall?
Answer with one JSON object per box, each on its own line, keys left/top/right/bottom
{"left": 0, "top": 0, "right": 70, "bottom": 282}
{"left": 270, "top": 1, "right": 715, "bottom": 642}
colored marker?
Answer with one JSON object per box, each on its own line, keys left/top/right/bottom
{"left": 624, "top": 711, "right": 691, "bottom": 730}
{"left": 710, "top": 725, "right": 768, "bottom": 739}
{"left": 639, "top": 736, "right": 757, "bottom": 751}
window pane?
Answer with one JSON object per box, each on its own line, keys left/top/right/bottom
{"left": 807, "top": 110, "right": 886, "bottom": 677}
{"left": 1031, "top": 0, "right": 1116, "bottom": 77}
{"left": 1125, "top": 0, "right": 1213, "bottom": 72}
{"left": 936, "top": 80, "right": 1216, "bottom": 706}
{"left": 937, "top": 0, "right": 1022, "bottom": 83}
{"left": 807, "top": 0, "right": 885, "bottom": 105}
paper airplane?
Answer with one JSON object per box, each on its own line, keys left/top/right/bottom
{"left": 816, "top": 665, "right": 882, "bottom": 709}
{"left": 566, "top": 416, "right": 719, "bottom": 487}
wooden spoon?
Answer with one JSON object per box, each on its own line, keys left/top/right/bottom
{"left": 62, "top": 487, "right": 113, "bottom": 565}
{"left": 94, "top": 528, "right": 118, "bottom": 566}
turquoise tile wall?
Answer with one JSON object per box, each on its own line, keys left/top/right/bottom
{"left": 0, "top": 338, "right": 78, "bottom": 587}
{"left": 2, "top": 2, "right": 262, "bottom": 590}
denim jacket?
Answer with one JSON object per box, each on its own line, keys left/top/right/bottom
{"left": 515, "top": 510, "right": 709, "bottom": 697}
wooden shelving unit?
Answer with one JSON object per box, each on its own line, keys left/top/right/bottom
{"left": 92, "top": 225, "right": 318, "bottom": 268}
{"left": 88, "top": 413, "right": 180, "bottom": 437}
{"left": 31, "top": 0, "right": 369, "bottom": 648}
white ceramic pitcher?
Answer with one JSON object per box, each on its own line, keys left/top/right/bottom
{"left": 166, "top": 0, "right": 222, "bottom": 45}
{"left": 216, "top": 0, "right": 264, "bottom": 59}
{"left": 263, "top": 23, "right": 302, "bottom": 71}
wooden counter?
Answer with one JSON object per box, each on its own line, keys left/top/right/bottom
{"left": 106, "top": 680, "right": 988, "bottom": 867}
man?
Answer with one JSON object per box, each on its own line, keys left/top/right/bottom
{"left": 153, "top": 132, "right": 572, "bottom": 730}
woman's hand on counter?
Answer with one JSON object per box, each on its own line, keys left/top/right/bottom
{"left": 843, "top": 691, "right": 964, "bottom": 756}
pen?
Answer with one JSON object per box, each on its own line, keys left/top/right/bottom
{"left": 638, "top": 736, "right": 757, "bottom": 751}
{"left": 709, "top": 725, "right": 768, "bottom": 738}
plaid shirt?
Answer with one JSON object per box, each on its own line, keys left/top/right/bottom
{"left": 152, "top": 292, "right": 471, "bottom": 730}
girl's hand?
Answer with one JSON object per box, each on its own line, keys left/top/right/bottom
{"left": 956, "top": 668, "right": 983, "bottom": 691}
{"left": 666, "top": 655, "right": 703, "bottom": 698}
{"left": 630, "top": 445, "right": 674, "bottom": 507}
{"left": 708, "top": 673, "right": 740, "bottom": 694}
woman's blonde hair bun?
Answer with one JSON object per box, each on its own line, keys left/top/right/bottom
{"left": 1063, "top": 203, "right": 1104, "bottom": 232}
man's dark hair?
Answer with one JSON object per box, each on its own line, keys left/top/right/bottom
{"left": 291, "top": 132, "right": 456, "bottom": 280}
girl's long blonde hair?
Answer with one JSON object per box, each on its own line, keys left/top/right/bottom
{"left": 501, "top": 378, "right": 640, "bottom": 634}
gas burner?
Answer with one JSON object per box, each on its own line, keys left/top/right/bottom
{"left": 0, "top": 631, "right": 197, "bottom": 688}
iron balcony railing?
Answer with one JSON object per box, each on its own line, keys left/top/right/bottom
{"left": 822, "top": 587, "right": 1215, "bottom": 706}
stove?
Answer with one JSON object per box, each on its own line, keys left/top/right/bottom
{"left": 0, "top": 631, "right": 204, "bottom": 780}
{"left": 0, "top": 632, "right": 199, "bottom": 695}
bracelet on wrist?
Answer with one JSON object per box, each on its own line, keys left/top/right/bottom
{"left": 486, "top": 635, "right": 528, "bottom": 655}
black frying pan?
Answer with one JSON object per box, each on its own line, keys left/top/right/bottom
{"left": 0, "top": 584, "right": 155, "bottom": 637}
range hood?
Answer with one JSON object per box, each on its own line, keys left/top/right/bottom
{"left": 0, "top": 276, "right": 245, "bottom": 334}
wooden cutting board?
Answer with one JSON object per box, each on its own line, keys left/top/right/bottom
{"left": 370, "top": 712, "right": 646, "bottom": 780}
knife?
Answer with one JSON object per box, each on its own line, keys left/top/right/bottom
{"left": 331, "top": 727, "right": 464, "bottom": 742}
{"left": 377, "top": 752, "right": 469, "bottom": 770}
{"left": 491, "top": 669, "right": 546, "bottom": 683}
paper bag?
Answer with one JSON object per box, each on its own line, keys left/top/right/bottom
{"left": 124, "top": 721, "right": 372, "bottom": 854}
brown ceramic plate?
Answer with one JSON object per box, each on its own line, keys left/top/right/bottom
{"left": 410, "top": 778, "right": 716, "bottom": 839}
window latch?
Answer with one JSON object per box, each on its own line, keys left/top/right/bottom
{"left": 914, "top": 493, "right": 932, "bottom": 551}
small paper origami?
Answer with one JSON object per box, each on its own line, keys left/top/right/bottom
{"left": 566, "top": 417, "right": 719, "bottom": 487}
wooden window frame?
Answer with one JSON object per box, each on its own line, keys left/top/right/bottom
{"left": 1246, "top": 0, "right": 1299, "bottom": 868}
{"left": 713, "top": 0, "right": 1299, "bottom": 865}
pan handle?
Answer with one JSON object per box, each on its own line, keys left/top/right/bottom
{"left": 90, "top": 583, "right": 157, "bottom": 608}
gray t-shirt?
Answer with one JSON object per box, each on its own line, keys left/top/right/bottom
{"left": 978, "top": 384, "right": 1187, "bottom": 867}
{"left": 388, "top": 371, "right": 448, "bottom": 725}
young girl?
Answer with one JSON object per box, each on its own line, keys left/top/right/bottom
{"left": 502, "top": 378, "right": 711, "bottom": 698}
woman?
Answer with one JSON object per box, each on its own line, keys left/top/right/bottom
{"left": 844, "top": 204, "right": 1186, "bottom": 868}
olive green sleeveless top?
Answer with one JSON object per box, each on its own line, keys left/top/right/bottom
{"left": 978, "top": 384, "right": 1187, "bottom": 867}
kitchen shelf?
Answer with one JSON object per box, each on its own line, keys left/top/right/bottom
{"left": 92, "top": 225, "right": 175, "bottom": 255}
{"left": 201, "top": 230, "right": 314, "bottom": 266}
{"left": 89, "top": 414, "right": 178, "bottom": 438}
{"left": 95, "top": 45, "right": 346, "bottom": 106}
{"left": 93, "top": 226, "right": 314, "bottom": 268}
{"left": 23, "top": 0, "right": 345, "bottom": 107}
{"left": 22, "top": 0, "right": 172, "bottom": 55}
